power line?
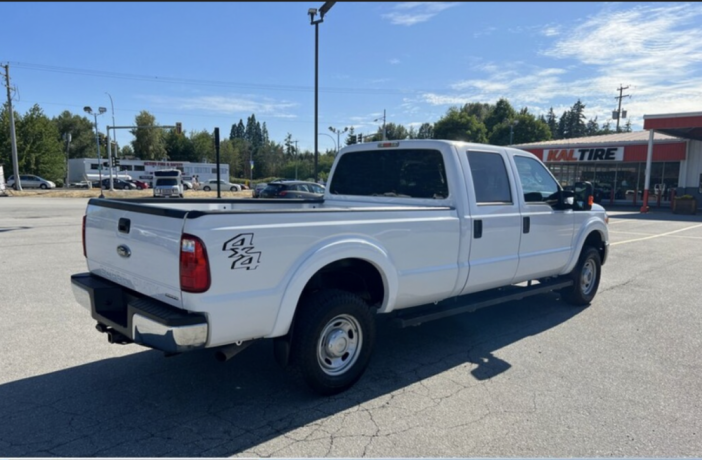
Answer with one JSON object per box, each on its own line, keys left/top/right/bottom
{"left": 7, "top": 61, "right": 420, "bottom": 96}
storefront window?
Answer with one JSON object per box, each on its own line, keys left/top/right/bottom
{"left": 616, "top": 163, "right": 640, "bottom": 200}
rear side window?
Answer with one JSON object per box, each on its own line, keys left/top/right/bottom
{"left": 330, "top": 149, "right": 448, "bottom": 199}
{"left": 467, "top": 151, "right": 512, "bottom": 204}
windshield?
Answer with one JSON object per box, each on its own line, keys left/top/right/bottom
{"left": 156, "top": 178, "right": 179, "bottom": 186}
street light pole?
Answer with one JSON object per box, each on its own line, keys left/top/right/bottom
{"left": 84, "top": 106, "right": 107, "bottom": 198}
{"left": 309, "top": 1, "right": 336, "bottom": 183}
{"left": 63, "top": 133, "right": 72, "bottom": 188}
{"left": 509, "top": 119, "right": 519, "bottom": 145}
{"left": 294, "top": 140, "right": 299, "bottom": 180}
{"left": 318, "top": 133, "right": 337, "bottom": 154}
{"left": 105, "top": 92, "right": 116, "bottom": 191}
{"left": 328, "top": 126, "right": 348, "bottom": 154}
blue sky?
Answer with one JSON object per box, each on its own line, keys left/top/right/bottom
{"left": 2, "top": 2, "right": 702, "bottom": 153}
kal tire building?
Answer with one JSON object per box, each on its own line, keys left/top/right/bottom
{"left": 514, "top": 111, "right": 702, "bottom": 210}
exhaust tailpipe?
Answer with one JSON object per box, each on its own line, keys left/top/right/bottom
{"left": 215, "top": 340, "right": 253, "bottom": 362}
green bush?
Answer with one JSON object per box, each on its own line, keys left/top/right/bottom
{"left": 676, "top": 194, "right": 695, "bottom": 200}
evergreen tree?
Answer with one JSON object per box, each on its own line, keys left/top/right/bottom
{"left": 345, "top": 127, "right": 357, "bottom": 145}
{"left": 546, "top": 108, "right": 558, "bottom": 139}
{"left": 416, "top": 122, "right": 434, "bottom": 139}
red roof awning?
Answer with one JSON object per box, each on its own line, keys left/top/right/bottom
{"left": 643, "top": 112, "right": 702, "bottom": 141}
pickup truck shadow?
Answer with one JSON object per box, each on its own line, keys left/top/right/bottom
{"left": 0, "top": 294, "right": 585, "bottom": 457}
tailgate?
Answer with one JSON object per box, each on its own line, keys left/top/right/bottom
{"left": 84, "top": 200, "right": 186, "bottom": 307}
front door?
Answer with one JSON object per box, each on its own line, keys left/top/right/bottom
{"left": 511, "top": 154, "right": 574, "bottom": 280}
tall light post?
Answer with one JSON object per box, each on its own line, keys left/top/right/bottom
{"left": 509, "top": 119, "right": 519, "bottom": 145}
{"left": 84, "top": 106, "right": 107, "bottom": 198}
{"left": 328, "top": 126, "right": 348, "bottom": 154}
{"left": 318, "top": 132, "right": 337, "bottom": 154}
{"left": 294, "top": 140, "right": 299, "bottom": 180}
{"left": 63, "top": 133, "right": 72, "bottom": 188}
{"left": 105, "top": 92, "right": 117, "bottom": 191}
{"left": 309, "top": 1, "right": 336, "bottom": 183}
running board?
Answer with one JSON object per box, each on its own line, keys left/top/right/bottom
{"left": 391, "top": 278, "right": 574, "bottom": 328}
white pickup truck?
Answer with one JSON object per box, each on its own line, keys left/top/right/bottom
{"left": 71, "top": 140, "right": 609, "bottom": 395}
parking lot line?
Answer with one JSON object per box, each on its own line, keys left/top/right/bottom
{"left": 610, "top": 223, "right": 702, "bottom": 246}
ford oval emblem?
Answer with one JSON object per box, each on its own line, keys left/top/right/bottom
{"left": 116, "top": 244, "right": 131, "bottom": 258}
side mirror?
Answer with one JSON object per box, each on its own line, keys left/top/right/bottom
{"left": 562, "top": 190, "right": 575, "bottom": 207}
{"left": 573, "top": 181, "right": 594, "bottom": 211}
{"left": 546, "top": 189, "right": 574, "bottom": 210}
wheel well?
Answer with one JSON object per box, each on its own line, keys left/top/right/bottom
{"left": 583, "top": 231, "right": 605, "bottom": 264}
{"left": 302, "top": 258, "right": 385, "bottom": 307}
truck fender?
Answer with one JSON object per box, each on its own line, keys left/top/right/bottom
{"left": 562, "top": 217, "right": 608, "bottom": 275}
{"left": 269, "top": 238, "right": 399, "bottom": 338}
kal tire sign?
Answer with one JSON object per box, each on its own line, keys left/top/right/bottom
{"left": 544, "top": 147, "right": 624, "bottom": 162}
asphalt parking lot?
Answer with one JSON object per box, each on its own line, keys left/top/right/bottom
{"left": 1, "top": 198, "right": 701, "bottom": 457}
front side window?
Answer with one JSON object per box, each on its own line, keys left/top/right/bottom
{"left": 514, "top": 155, "right": 559, "bottom": 203}
{"left": 467, "top": 151, "right": 512, "bottom": 204}
{"left": 330, "top": 148, "right": 448, "bottom": 199}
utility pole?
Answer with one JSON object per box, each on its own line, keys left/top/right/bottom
{"left": 374, "top": 109, "right": 387, "bottom": 140}
{"left": 2, "top": 64, "right": 21, "bottom": 191}
{"left": 614, "top": 85, "right": 630, "bottom": 132}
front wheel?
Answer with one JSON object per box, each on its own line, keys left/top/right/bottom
{"left": 40, "top": 183, "right": 48, "bottom": 189}
{"left": 203, "top": 186, "right": 211, "bottom": 191}
{"left": 291, "top": 289, "right": 376, "bottom": 396}
{"left": 562, "top": 246, "right": 601, "bottom": 306}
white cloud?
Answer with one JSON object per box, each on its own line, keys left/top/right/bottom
{"left": 383, "top": 2, "right": 461, "bottom": 26}
{"left": 413, "top": 4, "right": 702, "bottom": 130}
{"left": 473, "top": 26, "right": 497, "bottom": 38}
{"left": 541, "top": 26, "right": 560, "bottom": 37}
{"left": 389, "top": 58, "right": 401, "bottom": 65}
{"left": 143, "top": 95, "right": 298, "bottom": 118}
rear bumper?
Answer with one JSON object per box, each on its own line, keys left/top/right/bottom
{"left": 71, "top": 272, "right": 208, "bottom": 354}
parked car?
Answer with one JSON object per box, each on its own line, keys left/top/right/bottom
{"left": 252, "top": 182, "right": 268, "bottom": 198}
{"left": 6, "top": 174, "right": 56, "bottom": 190}
{"left": 93, "top": 178, "right": 138, "bottom": 190}
{"left": 259, "top": 180, "right": 325, "bottom": 199}
{"left": 182, "top": 180, "right": 193, "bottom": 190}
{"left": 202, "top": 179, "right": 243, "bottom": 192}
{"left": 128, "top": 180, "right": 150, "bottom": 190}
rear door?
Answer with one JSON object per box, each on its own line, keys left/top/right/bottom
{"left": 459, "top": 148, "right": 522, "bottom": 294}
{"left": 84, "top": 201, "right": 186, "bottom": 307}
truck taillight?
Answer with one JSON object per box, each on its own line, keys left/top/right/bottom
{"left": 82, "top": 215, "right": 87, "bottom": 258}
{"left": 180, "top": 234, "right": 211, "bottom": 293}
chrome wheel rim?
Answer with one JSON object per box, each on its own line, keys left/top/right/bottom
{"left": 581, "top": 259, "right": 597, "bottom": 296}
{"left": 317, "top": 314, "right": 362, "bottom": 376}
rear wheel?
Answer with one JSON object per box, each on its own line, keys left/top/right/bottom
{"left": 562, "top": 246, "right": 601, "bottom": 306}
{"left": 291, "top": 289, "right": 376, "bottom": 396}
{"left": 203, "top": 186, "right": 211, "bottom": 191}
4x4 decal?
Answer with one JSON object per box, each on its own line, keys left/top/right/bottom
{"left": 222, "top": 233, "right": 262, "bottom": 270}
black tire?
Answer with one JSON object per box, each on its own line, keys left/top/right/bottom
{"left": 230, "top": 186, "right": 237, "bottom": 192}
{"left": 203, "top": 186, "right": 211, "bottom": 191}
{"left": 40, "top": 183, "right": 48, "bottom": 189}
{"left": 291, "top": 289, "right": 376, "bottom": 396}
{"left": 562, "top": 246, "right": 601, "bottom": 306}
